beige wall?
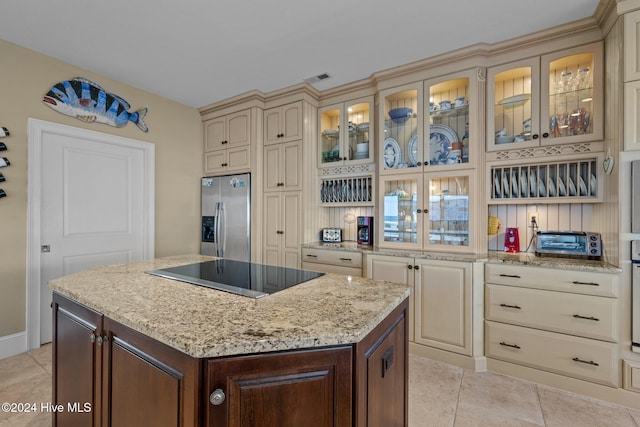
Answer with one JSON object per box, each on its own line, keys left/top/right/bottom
{"left": 0, "top": 39, "right": 204, "bottom": 337}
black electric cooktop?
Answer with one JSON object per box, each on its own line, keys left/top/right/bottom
{"left": 147, "top": 259, "right": 325, "bottom": 299}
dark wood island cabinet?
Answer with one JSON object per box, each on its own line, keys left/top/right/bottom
{"left": 50, "top": 256, "right": 410, "bottom": 427}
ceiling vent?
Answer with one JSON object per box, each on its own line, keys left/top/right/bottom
{"left": 304, "top": 73, "right": 331, "bottom": 84}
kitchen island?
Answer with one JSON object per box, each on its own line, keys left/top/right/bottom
{"left": 49, "top": 255, "right": 410, "bottom": 427}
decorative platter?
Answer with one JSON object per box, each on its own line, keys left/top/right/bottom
{"left": 429, "top": 124, "right": 458, "bottom": 165}
{"left": 383, "top": 137, "right": 402, "bottom": 169}
{"left": 407, "top": 132, "right": 418, "bottom": 167}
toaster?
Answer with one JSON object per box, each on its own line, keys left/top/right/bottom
{"left": 322, "top": 228, "right": 342, "bottom": 243}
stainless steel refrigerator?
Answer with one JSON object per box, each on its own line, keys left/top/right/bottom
{"left": 201, "top": 173, "right": 250, "bottom": 261}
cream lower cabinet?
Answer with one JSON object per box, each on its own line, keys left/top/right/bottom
{"left": 484, "top": 263, "right": 619, "bottom": 387}
{"left": 263, "top": 192, "right": 301, "bottom": 269}
{"left": 366, "top": 254, "right": 474, "bottom": 356}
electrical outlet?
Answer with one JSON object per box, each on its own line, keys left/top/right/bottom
{"left": 527, "top": 212, "right": 538, "bottom": 228}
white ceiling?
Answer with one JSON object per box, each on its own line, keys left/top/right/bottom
{"left": 0, "top": 0, "right": 601, "bottom": 109}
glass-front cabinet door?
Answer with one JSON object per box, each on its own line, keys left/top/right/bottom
{"left": 487, "top": 42, "right": 602, "bottom": 151}
{"left": 319, "top": 96, "right": 373, "bottom": 167}
{"left": 380, "top": 175, "right": 422, "bottom": 248}
{"left": 423, "top": 171, "right": 474, "bottom": 252}
{"left": 487, "top": 58, "right": 540, "bottom": 151}
{"left": 379, "top": 83, "right": 423, "bottom": 174}
{"left": 379, "top": 171, "right": 475, "bottom": 252}
{"left": 540, "top": 42, "right": 603, "bottom": 145}
{"left": 425, "top": 71, "right": 476, "bottom": 168}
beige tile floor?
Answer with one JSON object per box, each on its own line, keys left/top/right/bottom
{"left": 1, "top": 345, "right": 639, "bottom": 426}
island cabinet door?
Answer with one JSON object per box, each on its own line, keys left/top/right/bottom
{"left": 205, "top": 347, "right": 353, "bottom": 427}
{"left": 354, "top": 300, "right": 409, "bottom": 427}
{"left": 53, "top": 293, "right": 103, "bottom": 427}
{"left": 101, "top": 317, "right": 202, "bottom": 427}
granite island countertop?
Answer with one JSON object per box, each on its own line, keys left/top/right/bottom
{"left": 48, "top": 254, "right": 410, "bottom": 359}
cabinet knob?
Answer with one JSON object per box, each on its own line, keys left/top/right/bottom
{"left": 210, "top": 389, "right": 226, "bottom": 406}
{"left": 416, "top": 209, "right": 422, "bottom": 213}
{"left": 414, "top": 265, "right": 419, "bottom": 270}
{"left": 221, "top": 163, "right": 228, "bottom": 167}
{"left": 542, "top": 132, "right": 549, "bottom": 138}
{"left": 532, "top": 134, "right": 539, "bottom": 140}
{"left": 407, "top": 265, "right": 413, "bottom": 269}
{"left": 90, "top": 333, "right": 95, "bottom": 343}
{"left": 416, "top": 162, "right": 422, "bottom": 166}
{"left": 97, "top": 336, "right": 104, "bottom": 346}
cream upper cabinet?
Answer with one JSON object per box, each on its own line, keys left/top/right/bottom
{"left": 319, "top": 96, "right": 373, "bottom": 167}
{"left": 625, "top": 10, "right": 640, "bottom": 150}
{"left": 378, "top": 170, "right": 477, "bottom": 253}
{"left": 263, "top": 140, "right": 302, "bottom": 192}
{"left": 204, "top": 146, "right": 251, "bottom": 174}
{"left": 423, "top": 71, "right": 478, "bottom": 169}
{"left": 264, "top": 101, "right": 303, "bottom": 145}
{"left": 625, "top": 9, "right": 640, "bottom": 82}
{"left": 379, "top": 83, "right": 423, "bottom": 175}
{"left": 204, "top": 108, "right": 252, "bottom": 175}
{"left": 205, "top": 109, "right": 251, "bottom": 151}
{"left": 379, "top": 70, "right": 480, "bottom": 174}
{"left": 487, "top": 42, "right": 603, "bottom": 151}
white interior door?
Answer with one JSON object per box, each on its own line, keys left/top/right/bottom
{"left": 28, "top": 119, "right": 154, "bottom": 346}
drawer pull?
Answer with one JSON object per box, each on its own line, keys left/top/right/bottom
{"left": 499, "top": 274, "right": 521, "bottom": 279}
{"left": 573, "top": 314, "right": 600, "bottom": 321}
{"left": 572, "top": 357, "right": 599, "bottom": 366}
{"left": 499, "top": 341, "right": 521, "bottom": 349}
{"left": 339, "top": 258, "right": 352, "bottom": 262}
{"left": 305, "top": 254, "right": 318, "bottom": 258}
{"left": 499, "top": 303, "right": 522, "bottom": 309}
{"left": 572, "top": 281, "right": 599, "bottom": 286}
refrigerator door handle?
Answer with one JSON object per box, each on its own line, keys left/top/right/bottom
{"left": 216, "top": 202, "right": 225, "bottom": 257}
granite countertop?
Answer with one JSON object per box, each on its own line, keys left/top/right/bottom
{"left": 301, "top": 242, "right": 621, "bottom": 273}
{"left": 48, "top": 254, "right": 410, "bottom": 359}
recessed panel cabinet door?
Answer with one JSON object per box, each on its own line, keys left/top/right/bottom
{"left": 205, "top": 347, "right": 352, "bottom": 427}
{"left": 281, "top": 102, "right": 302, "bottom": 141}
{"left": 226, "top": 111, "right": 251, "bottom": 147}
{"left": 53, "top": 294, "right": 102, "bottom": 427}
{"left": 414, "top": 260, "right": 472, "bottom": 355}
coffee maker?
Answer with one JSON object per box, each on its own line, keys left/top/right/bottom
{"left": 357, "top": 216, "right": 374, "bottom": 245}
{"left": 504, "top": 227, "right": 520, "bottom": 253}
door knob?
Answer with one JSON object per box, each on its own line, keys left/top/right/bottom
{"left": 210, "top": 389, "right": 226, "bottom": 406}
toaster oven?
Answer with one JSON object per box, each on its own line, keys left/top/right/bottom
{"left": 535, "top": 231, "right": 602, "bottom": 258}
{"left": 322, "top": 228, "right": 342, "bottom": 243}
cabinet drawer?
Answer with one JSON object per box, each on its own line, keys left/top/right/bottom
{"left": 485, "top": 321, "right": 618, "bottom": 387}
{"left": 301, "top": 248, "right": 362, "bottom": 268}
{"left": 301, "top": 262, "right": 362, "bottom": 277}
{"left": 485, "top": 284, "right": 617, "bottom": 342}
{"left": 485, "top": 263, "right": 617, "bottom": 297}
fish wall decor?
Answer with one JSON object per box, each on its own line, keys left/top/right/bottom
{"left": 43, "top": 77, "right": 148, "bottom": 132}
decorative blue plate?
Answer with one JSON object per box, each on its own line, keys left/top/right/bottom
{"left": 383, "top": 138, "right": 401, "bottom": 169}
{"left": 429, "top": 124, "right": 458, "bottom": 165}
{"left": 407, "top": 132, "right": 418, "bottom": 167}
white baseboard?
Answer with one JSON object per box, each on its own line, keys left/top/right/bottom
{"left": 0, "top": 331, "right": 27, "bottom": 360}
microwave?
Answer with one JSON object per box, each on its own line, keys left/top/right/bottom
{"left": 535, "top": 231, "right": 602, "bottom": 258}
